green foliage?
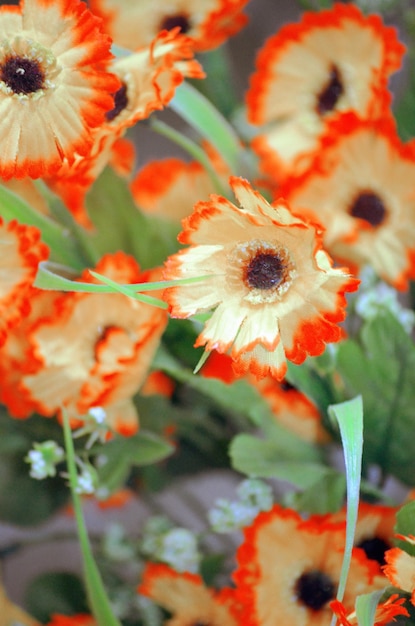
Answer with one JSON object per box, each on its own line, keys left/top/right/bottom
{"left": 395, "top": 500, "right": 415, "bottom": 556}
{"left": 336, "top": 311, "right": 415, "bottom": 485}
{"left": 286, "top": 471, "right": 346, "bottom": 515}
{"left": 0, "top": 411, "right": 68, "bottom": 526}
{"left": 25, "top": 572, "right": 88, "bottom": 623}
{"left": 229, "top": 435, "right": 322, "bottom": 478}
{"left": 93, "top": 431, "right": 175, "bottom": 495}
{"left": 154, "top": 344, "right": 278, "bottom": 428}
{"left": 0, "top": 184, "right": 84, "bottom": 269}
{"left": 85, "top": 167, "right": 180, "bottom": 269}
{"left": 286, "top": 358, "right": 338, "bottom": 416}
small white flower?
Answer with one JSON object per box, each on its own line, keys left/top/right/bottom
{"left": 159, "top": 528, "right": 200, "bottom": 573}
{"left": 25, "top": 440, "right": 64, "bottom": 480}
{"left": 74, "top": 464, "right": 97, "bottom": 494}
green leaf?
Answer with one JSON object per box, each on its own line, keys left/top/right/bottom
{"left": 395, "top": 500, "right": 415, "bottom": 556}
{"left": 153, "top": 346, "right": 274, "bottom": 427}
{"left": 170, "top": 82, "right": 242, "bottom": 174}
{"left": 25, "top": 573, "right": 88, "bottom": 623}
{"left": 286, "top": 360, "right": 338, "bottom": 417}
{"left": 0, "top": 412, "right": 68, "bottom": 526}
{"left": 85, "top": 167, "right": 179, "bottom": 269}
{"left": 94, "top": 431, "right": 174, "bottom": 494}
{"left": 337, "top": 311, "right": 415, "bottom": 485}
{"left": 286, "top": 471, "right": 346, "bottom": 515}
{"left": 355, "top": 589, "right": 385, "bottom": 626}
{"left": 0, "top": 184, "right": 84, "bottom": 269}
{"left": 230, "top": 434, "right": 323, "bottom": 480}
{"left": 328, "top": 396, "right": 363, "bottom": 606}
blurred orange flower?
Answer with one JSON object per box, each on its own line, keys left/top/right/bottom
{"left": 281, "top": 113, "right": 415, "bottom": 290}
{"left": 139, "top": 562, "right": 243, "bottom": 626}
{"left": 246, "top": 3, "right": 404, "bottom": 181}
{"left": 89, "top": 0, "right": 250, "bottom": 52}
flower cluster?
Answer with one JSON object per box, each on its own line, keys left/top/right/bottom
{"left": 1, "top": 0, "right": 415, "bottom": 625}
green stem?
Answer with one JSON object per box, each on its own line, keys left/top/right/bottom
{"left": 149, "top": 117, "right": 228, "bottom": 196}
{"left": 170, "top": 82, "right": 242, "bottom": 174}
{"left": 0, "top": 184, "right": 84, "bottom": 270}
{"left": 62, "top": 410, "right": 122, "bottom": 626}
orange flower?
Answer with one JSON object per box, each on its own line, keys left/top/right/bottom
{"left": 0, "top": 218, "right": 48, "bottom": 345}
{"left": 46, "top": 616, "right": 95, "bottom": 626}
{"left": 46, "top": 28, "right": 204, "bottom": 227}
{"left": 139, "top": 562, "right": 242, "bottom": 626}
{"left": 0, "top": 287, "right": 59, "bottom": 418}
{"left": 89, "top": 0, "right": 249, "bottom": 52}
{"left": 280, "top": 113, "right": 415, "bottom": 290}
{"left": 330, "top": 594, "right": 409, "bottom": 626}
{"left": 246, "top": 3, "right": 405, "bottom": 181}
{"left": 132, "top": 158, "right": 219, "bottom": 223}
{"left": 13, "top": 253, "right": 167, "bottom": 433}
{"left": 0, "top": 0, "right": 119, "bottom": 180}
{"left": 163, "top": 176, "right": 359, "bottom": 380}
{"left": 384, "top": 544, "right": 415, "bottom": 606}
{"left": 234, "top": 505, "right": 385, "bottom": 626}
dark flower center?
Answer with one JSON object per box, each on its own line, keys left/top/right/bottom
{"left": 295, "top": 570, "right": 336, "bottom": 611}
{"left": 245, "top": 252, "right": 285, "bottom": 290}
{"left": 357, "top": 536, "right": 390, "bottom": 566}
{"left": 160, "top": 13, "right": 190, "bottom": 33}
{"left": 1, "top": 55, "right": 45, "bottom": 94}
{"left": 349, "top": 191, "right": 386, "bottom": 227}
{"left": 106, "top": 82, "right": 128, "bottom": 121}
{"left": 317, "top": 65, "right": 343, "bottom": 115}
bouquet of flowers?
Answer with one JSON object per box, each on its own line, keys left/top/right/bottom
{"left": 1, "top": 0, "right": 415, "bottom": 624}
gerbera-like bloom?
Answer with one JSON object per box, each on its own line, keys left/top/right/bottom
{"left": 234, "top": 505, "right": 384, "bottom": 626}
{"left": 384, "top": 540, "right": 415, "bottom": 606}
{"left": 46, "top": 28, "right": 204, "bottom": 227}
{"left": 0, "top": 218, "right": 48, "bottom": 345}
{"left": 11, "top": 253, "right": 167, "bottom": 434}
{"left": 246, "top": 3, "right": 405, "bottom": 180}
{"left": 331, "top": 594, "right": 409, "bottom": 626}
{"left": 163, "top": 176, "right": 359, "bottom": 380}
{"left": 89, "top": 0, "right": 249, "bottom": 52}
{"left": 0, "top": 0, "right": 120, "bottom": 180}
{"left": 139, "top": 562, "right": 243, "bottom": 626}
{"left": 280, "top": 113, "right": 415, "bottom": 290}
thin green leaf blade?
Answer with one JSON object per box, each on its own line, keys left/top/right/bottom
{"left": 62, "top": 411, "right": 122, "bottom": 626}
{"left": 328, "top": 395, "right": 363, "bottom": 605}
{"left": 170, "top": 82, "right": 242, "bottom": 173}
{"left": 355, "top": 589, "right": 385, "bottom": 626}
